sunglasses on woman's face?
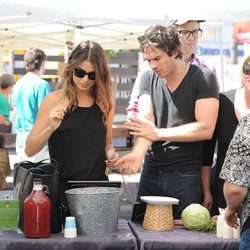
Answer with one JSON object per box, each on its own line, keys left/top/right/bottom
{"left": 243, "top": 64, "right": 250, "bottom": 75}
{"left": 74, "top": 68, "right": 96, "bottom": 80}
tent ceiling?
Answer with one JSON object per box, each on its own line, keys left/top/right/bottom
{"left": 0, "top": 0, "right": 250, "bottom": 50}
{"left": 0, "top": 18, "right": 168, "bottom": 50}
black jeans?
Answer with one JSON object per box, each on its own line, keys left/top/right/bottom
{"left": 137, "top": 166, "right": 203, "bottom": 219}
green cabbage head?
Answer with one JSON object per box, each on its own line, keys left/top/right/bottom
{"left": 181, "top": 203, "right": 215, "bottom": 232}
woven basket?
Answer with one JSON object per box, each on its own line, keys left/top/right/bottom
{"left": 143, "top": 204, "right": 174, "bottom": 231}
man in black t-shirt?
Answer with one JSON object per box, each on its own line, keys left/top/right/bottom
{"left": 115, "top": 25, "right": 219, "bottom": 219}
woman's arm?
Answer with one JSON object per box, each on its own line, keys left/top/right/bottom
{"left": 25, "top": 91, "right": 66, "bottom": 156}
{"left": 105, "top": 96, "right": 119, "bottom": 164}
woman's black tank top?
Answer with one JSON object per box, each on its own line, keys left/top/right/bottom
{"left": 48, "top": 103, "right": 107, "bottom": 182}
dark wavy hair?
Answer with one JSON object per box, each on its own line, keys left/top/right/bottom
{"left": 24, "top": 48, "right": 47, "bottom": 72}
{"left": 63, "top": 40, "right": 113, "bottom": 124}
{"left": 138, "top": 25, "right": 183, "bottom": 59}
{"left": 0, "top": 73, "right": 14, "bottom": 89}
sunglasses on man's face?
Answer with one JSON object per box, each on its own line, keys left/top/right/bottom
{"left": 74, "top": 68, "right": 96, "bottom": 80}
{"left": 243, "top": 64, "right": 250, "bottom": 75}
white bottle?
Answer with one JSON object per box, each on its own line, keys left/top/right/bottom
{"left": 216, "top": 215, "right": 224, "bottom": 237}
{"left": 223, "top": 221, "right": 233, "bottom": 239}
{"left": 233, "top": 218, "right": 240, "bottom": 239}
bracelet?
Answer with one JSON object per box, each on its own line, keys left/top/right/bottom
{"left": 105, "top": 144, "right": 114, "bottom": 153}
{"left": 106, "top": 148, "right": 116, "bottom": 160}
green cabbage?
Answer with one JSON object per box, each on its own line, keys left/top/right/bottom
{"left": 181, "top": 204, "right": 215, "bottom": 232}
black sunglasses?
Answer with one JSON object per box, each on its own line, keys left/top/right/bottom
{"left": 74, "top": 68, "right": 96, "bottom": 80}
{"left": 243, "top": 64, "right": 250, "bottom": 75}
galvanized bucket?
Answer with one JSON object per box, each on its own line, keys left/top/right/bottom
{"left": 65, "top": 187, "right": 123, "bottom": 235}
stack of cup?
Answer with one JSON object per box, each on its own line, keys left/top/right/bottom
{"left": 223, "top": 221, "right": 233, "bottom": 239}
{"left": 219, "top": 217, "right": 240, "bottom": 239}
{"left": 216, "top": 215, "right": 224, "bottom": 237}
{"left": 64, "top": 216, "right": 77, "bottom": 238}
{"left": 233, "top": 218, "right": 240, "bottom": 239}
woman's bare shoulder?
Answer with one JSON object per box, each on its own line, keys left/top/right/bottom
{"left": 44, "top": 89, "right": 67, "bottom": 105}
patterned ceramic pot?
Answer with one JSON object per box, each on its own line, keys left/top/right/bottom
{"left": 65, "top": 187, "right": 123, "bottom": 235}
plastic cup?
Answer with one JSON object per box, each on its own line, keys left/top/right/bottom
{"left": 64, "top": 217, "right": 77, "bottom": 238}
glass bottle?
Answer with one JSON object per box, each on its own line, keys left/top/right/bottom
{"left": 23, "top": 178, "right": 51, "bottom": 238}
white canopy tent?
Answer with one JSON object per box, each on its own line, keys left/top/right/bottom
{"left": 0, "top": 0, "right": 250, "bottom": 89}
{"left": 0, "top": 0, "right": 250, "bottom": 51}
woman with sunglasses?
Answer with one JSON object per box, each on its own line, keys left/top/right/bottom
{"left": 25, "top": 40, "right": 118, "bottom": 218}
{"left": 203, "top": 55, "right": 250, "bottom": 216}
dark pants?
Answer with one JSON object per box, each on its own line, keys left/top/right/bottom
{"left": 240, "top": 228, "right": 250, "bottom": 250}
{"left": 136, "top": 166, "right": 203, "bottom": 219}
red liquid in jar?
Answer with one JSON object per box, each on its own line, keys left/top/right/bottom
{"left": 24, "top": 180, "right": 51, "bottom": 238}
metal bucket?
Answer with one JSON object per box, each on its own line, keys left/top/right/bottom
{"left": 65, "top": 187, "right": 123, "bottom": 235}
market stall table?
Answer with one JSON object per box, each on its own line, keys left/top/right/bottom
{"left": 0, "top": 219, "right": 138, "bottom": 250}
{"left": 128, "top": 221, "right": 239, "bottom": 250}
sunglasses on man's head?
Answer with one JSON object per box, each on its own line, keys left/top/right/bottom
{"left": 138, "top": 31, "right": 176, "bottom": 44}
{"left": 74, "top": 68, "right": 96, "bottom": 80}
{"left": 243, "top": 64, "right": 250, "bottom": 75}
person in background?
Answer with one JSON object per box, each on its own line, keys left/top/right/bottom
{"left": 0, "top": 73, "right": 14, "bottom": 188}
{"left": 115, "top": 25, "right": 219, "bottom": 219}
{"left": 12, "top": 48, "right": 51, "bottom": 162}
{"left": 0, "top": 73, "right": 14, "bottom": 126}
{"left": 220, "top": 112, "right": 250, "bottom": 250}
{"left": 203, "top": 55, "right": 250, "bottom": 216}
{"left": 25, "top": 40, "right": 118, "bottom": 216}
{"left": 126, "top": 20, "right": 218, "bottom": 211}
{"left": 127, "top": 20, "right": 215, "bottom": 120}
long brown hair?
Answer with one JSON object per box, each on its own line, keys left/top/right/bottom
{"left": 63, "top": 40, "right": 113, "bottom": 123}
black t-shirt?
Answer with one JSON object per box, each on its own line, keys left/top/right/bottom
{"left": 139, "top": 64, "right": 218, "bottom": 170}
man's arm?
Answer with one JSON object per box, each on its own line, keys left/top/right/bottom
{"left": 131, "top": 96, "right": 153, "bottom": 154}
{"left": 201, "top": 166, "right": 213, "bottom": 210}
{"left": 157, "top": 98, "right": 219, "bottom": 141}
{"left": 116, "top": 94, "right": 153, "bottom": 175}
{"left": 127, "top": 97, "right": 219, "bottom": 142}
